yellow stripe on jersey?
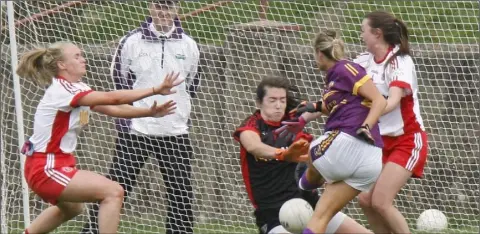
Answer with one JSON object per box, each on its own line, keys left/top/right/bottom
{"left": 329, "top": 99, "right": 347, "bottom": 114}
{"left": 313, "top": 130, "right": 340, "bottom": 160}
{"left": 344, "top": 63, "right": 359, "bottom": 76}
{"left": 361, "top": 99, "right": 372, "bottom": 108}
{"left": 322, "top": 90, "right": 338, "bottom": 101}
{"left": 353, "top": 75, "right": 371, "bottom": 95}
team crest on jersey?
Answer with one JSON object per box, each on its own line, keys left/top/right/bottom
{"left": 79, "top": 110, "right": 89, "bottom": 126}
{"left": 328, "top": 81, "right": 334, "bottom": 88}
{"left": 62, "top": 167, "right": 73, "bottom": 173}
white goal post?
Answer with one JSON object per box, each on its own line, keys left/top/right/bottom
{"left": 1, "top": 1, "right": 478, "bottom": 233}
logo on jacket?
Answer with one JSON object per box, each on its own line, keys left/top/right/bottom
{"left": 139, "top": 52, "right": 149, "bottom": 57}
{"left": 175, "top": 54, "right": 186, "bottom": 60}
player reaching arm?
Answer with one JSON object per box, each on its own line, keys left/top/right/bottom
{"left": 16, "top": 41, "right": 182, "bottom": 234}
{"left": 277, "top": 29, "right": 386, "bottom": 234}
{"left": 234, "top": 76, "right": 374, "bottom": 234}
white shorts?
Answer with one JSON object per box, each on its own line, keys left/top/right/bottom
{"left": 310, "top": 131, "right": 382, "bottom": 192}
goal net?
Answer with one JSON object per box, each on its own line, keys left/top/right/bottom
{"left": 1, "top": 1, "right": 479, "bottom": 233}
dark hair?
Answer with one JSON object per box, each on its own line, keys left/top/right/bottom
{"left": 256, "top": 76, "right": 301, "bottom": 114}
{"left": 312, "top": 29, "right": 345, "bottom": 61}
{"left": 366, "top": 10, "right": 410, "bottom": 57}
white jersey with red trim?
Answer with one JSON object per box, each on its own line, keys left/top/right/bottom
{"left": 354, "top": 45, "right": 425, "bottom": 136}
{"left": 29, "top": 77, "right": 93, "bottom": 154}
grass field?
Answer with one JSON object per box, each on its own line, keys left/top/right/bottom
{"left": 7, "top": 219, "right": 480, "bottom": 234}
{"left": 7, "top": 220, "right": 257, "bottom": 234}
{"left": 17, "top": 0, "right": 478, "bottom": 45}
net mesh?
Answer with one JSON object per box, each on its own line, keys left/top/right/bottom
{"left": 1, "top": 1, "right": 479, "bottom": 233}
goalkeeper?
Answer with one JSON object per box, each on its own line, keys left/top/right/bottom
{"left": 233, "top": 76, "right": 372, "bottom": 234}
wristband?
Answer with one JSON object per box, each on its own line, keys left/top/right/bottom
{"left": 360, "top": 124, "right": 370, "bottom": 131}
{"left": 274, "top": 148, "right": 286, "bottom": 161}
{"left": 315, "top": 100, "right": 323, "bottom": 112}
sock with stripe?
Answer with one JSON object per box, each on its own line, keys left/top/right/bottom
{"left": 299, "top": 172, "right": 320, "bottom": 190}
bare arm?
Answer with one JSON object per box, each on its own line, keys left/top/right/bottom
{"left": 93, "top": 104, "right": 153, "bottom": 118}
{"left": 301, "top": 112, "right": 322, "bottom": 122}
{"left": 357, "top": 79, "right": 387, "bottom": 127}
{"left": 382, "top": 87, "right": 403, "bottom": 115}
{"left": 239, "top": 131, "right": 279, "bottom": 160}
{"left": 92, "top": 100, "right": 176, "bottom": 119}
{"left": 239, "top": 130, "right": 310, "bottom": 162}
{"left": 77, "top": 72, "right": 182, "bottom": 107}
{"left": 78, "top": 88, "right": 155, "bottom": 107}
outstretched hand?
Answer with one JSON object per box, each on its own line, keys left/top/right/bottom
{"left": 356, "top": 124, "right": 375, "bottom": 145}
{"left": 275, "top": 139, "right": 310, "bottom": 162}
{"left": 153, "top": 72, "right": 184, "bottom": 95}
{"left": 289, "top": 101, "right": 322, "bottom": 117}
{"left": 149, "top": 100, "right": 177, "bottom": 117}
{"left": 274, "top": 116, "right": 307, "bottom": 141}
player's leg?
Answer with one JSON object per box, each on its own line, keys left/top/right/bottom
{"left": 304, "top": 132, "right": 382, "bottom": 233}
{"left": 298, "top": 138, "right": 327, "bottom": 191}
{"left": 335, "top": 215, "right": 373, "bottom": 234}
{"left": 268, "top": 225, "right": 291, "bottom": 234}
{"left": 358, "top": 144, "right": 391, "bottom": 233}
{"left": 358, "top": 188, "right": 391, "bottom": 233}
{"left": 369, "top": 132, "right": 428, "bottom": 234}
{"left": 296, "top": 157, "right": 372, "bottom": 234}
{"left": 25, "top": 202, "right": 83, "bottom": 233}
{"left": 27, "top": 170, "right": 124, "bottom": 234}
{"left": 156, "top": 134, "right": 194, "bottom": 234}
{"left": 60, "top": 170, "right": 125, "bottom": 233}
{"left": 305, "top": 181, "right": 361, "bottom": 233}
{"left": 369, "top": 162, "right": 412, "bottom": 233}
{"left": 289, "top": 162, "right": 369, "bottom": 234}
{"left": 81, "top": 132, "right": 149, "bottom": 234}
{"left": 264, "top": 217, "right": 369, "bottom": 234}
{"left": 302, "top": 190, "right": 373, "bottom": 234}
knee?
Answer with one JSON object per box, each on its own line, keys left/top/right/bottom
{"left": 358, "top": 192, "right": 372, "bottom": 209}
{"left": 112, "top": 183, "right": 125, "bottom": 199}
{"left": 104, "top": 182, "right": 125, "bottom": 202}
{"left": 370, "top": 196, "right": 391, "bottom": 215}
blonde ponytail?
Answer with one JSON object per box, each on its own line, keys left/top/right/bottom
{"left": 16, "top": 41, "right": 72, "bottom": 85}
{"left": 312, "top": 29, "right": 345, "bottom": 61}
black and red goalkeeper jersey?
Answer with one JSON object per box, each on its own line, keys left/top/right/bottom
{"left": 233, "top": 110, "right": 313, "bottom": 210}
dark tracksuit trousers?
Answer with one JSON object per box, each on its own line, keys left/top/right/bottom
{"left": 81, "top": 131, "right": 194, "bottom": 234}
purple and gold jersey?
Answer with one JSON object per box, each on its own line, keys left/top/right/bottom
{"left": 322, "top": 60, "right": 383, "bottom": 148}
